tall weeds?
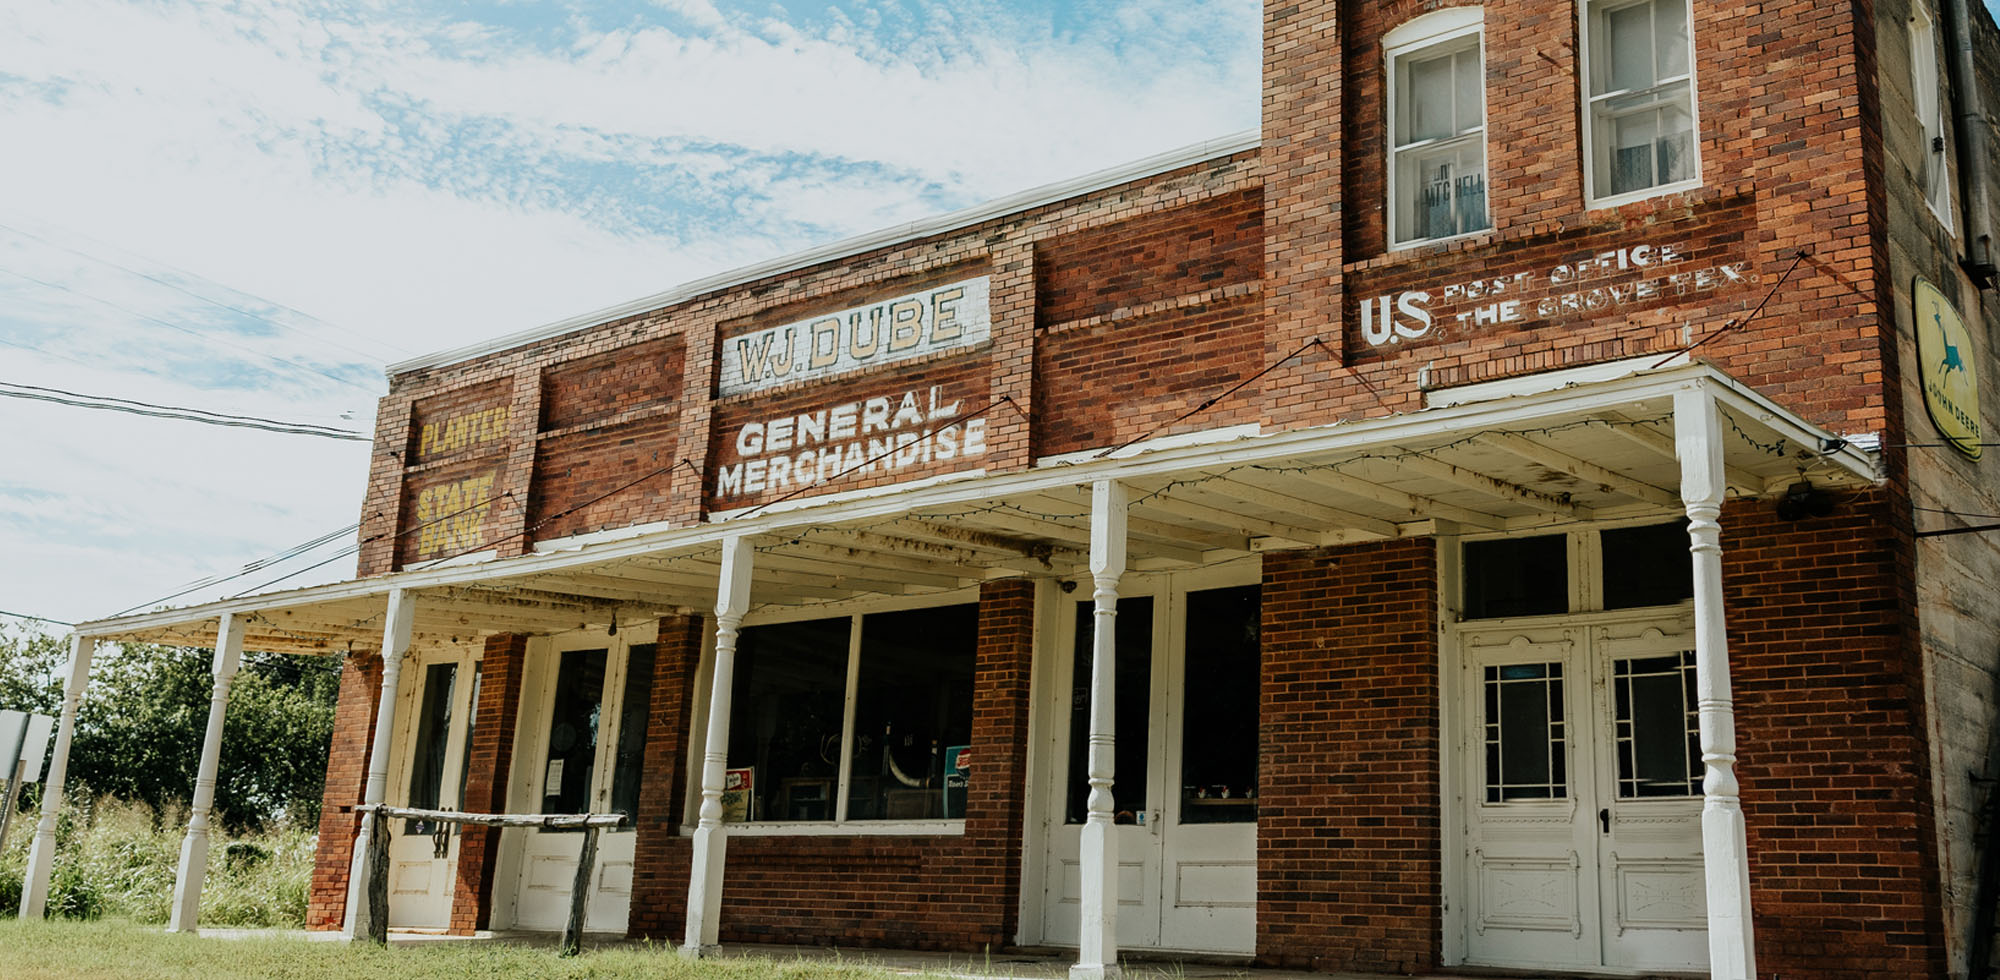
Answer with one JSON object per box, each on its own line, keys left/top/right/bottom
{"left": 0, "top": 796, "right": 313, "bottom": 927}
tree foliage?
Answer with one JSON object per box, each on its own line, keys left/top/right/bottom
{"left": 0, "top": 625, "right": 340, "bottom": 833}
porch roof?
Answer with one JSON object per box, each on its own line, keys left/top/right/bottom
{"left": 71, "top": 359, "right": 1878, "bottom": 656}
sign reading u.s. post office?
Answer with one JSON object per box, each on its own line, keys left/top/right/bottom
{"left": 718, "top": 277, "right": 990, "bottom": 397}
{"left": 1914, "top": 277, "right": 1982, "bottom": 460}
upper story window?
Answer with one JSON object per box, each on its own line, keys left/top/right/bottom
{"left": 1910, "top": 4, "right": 1955, "bottom": 230}
{"left": 1387, "top": 8, "right": 1490, "bottom": 248}
{"left": 1582, "top": 0, "right": 1700, "bottom": 205}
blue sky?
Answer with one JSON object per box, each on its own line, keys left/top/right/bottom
{"left": 0, "top": 0, "right": 1260, "bottom": 628}
{"left": 1, "top": 1, "right": 1996, "bottom": 631}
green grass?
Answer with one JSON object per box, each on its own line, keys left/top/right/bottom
{"left": 0, "top": 919, "right": 940, "bottom": 980}
{"left": 1, "top": 797, "right": 313, "bottom": 927}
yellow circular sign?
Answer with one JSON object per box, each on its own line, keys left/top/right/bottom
{"left": 1914, "top": 277, "right": 1982, "bottom": 460}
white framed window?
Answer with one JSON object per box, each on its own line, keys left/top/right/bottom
{"left": 1910, "top": 4, "right": 1955, "bottom": 230}
{"left": 1387, "top": 8, "right": 1491, "bottom": 247}
{"left": 1581, "top": 0, "right": 1701, "bottom": 206}
{"left": 712, "top": 599, "right": 978, "bottom": 829}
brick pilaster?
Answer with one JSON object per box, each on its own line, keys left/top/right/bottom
{"left": 448, "top": 634, "right": 529, "bottom": 935}
{"left": 306, "top": 649, "right": 383, "bottom": 930}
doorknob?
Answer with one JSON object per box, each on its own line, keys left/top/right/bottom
{"left": 1598, "top": 809, "right": 1610, "bottom": 834}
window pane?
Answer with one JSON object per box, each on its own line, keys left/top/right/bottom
{"left": 1407, "top": 53, "right": 1458, "bottom": 143}
{"left": 729, "top": 618, "right": 849, "bottom": 822}
{"left": 1484, "top": 663, "right": 1568, "bottom": 802}
{"left": 1657, "top": 98, "right": 1695, "bottom": 183}
{"left": 1180, "top": 586, "right": 1260, "bottom": 824}
{"left": 608, "top": 644, "right": 657, "bottom": 823}
{"left": 540, "top": 649, "right": 606, "bottom": 816}
{"left": 1615, "top": 652, "right": 1700, "bottom": 797}
{"left": 1601, "top": 520, "right": 1694, "bottom": 609}
{"left": 1455, "top": 47, "right": 1484, "bottom": 134}
{"left": 405, "top": 661, "right": 457, "bottom": 834}
{"left": 1607, "top": 2, "right": 1656, "bottom": 92}
{"left": 849, "top": 605, "right": 977, "bottom": 821}
{"left": 1654, "top": 0, "right": 1690, "bottom": 77}
{"left": 1066, "top": 596, "right": 1154, "bottom": 825}
{"left": 1463, "top": 535, "right": 1568, "bottom": 618}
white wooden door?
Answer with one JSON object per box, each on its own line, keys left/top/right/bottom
{"left": 1039, "top": 573, "right": 1260, "bottom": 955}
{"left": 386, "top": 647, "right": 479, "bottom": 930}
{"left": 1458, "top": 620, "right": 1706, "bottom": 974}
{"left": 511, "top": 629, "right": 656, "bottom": 933}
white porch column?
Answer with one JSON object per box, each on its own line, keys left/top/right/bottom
{"left": 1073, "top": 480, "right": 1128, "bottom": 980}
{"left": 682, "top": 535, "right": 754, "bottom": 958}
{"left": 18, "top": 635, "right": 95, "bottom": 920}
{"left": 342, "top": 588, "right": 417, "bottom": 939}
{"left": 167, "top": 612, "right": 248, "bottom": 933}
{"left": 1673, "top": 388, "right": 1757, "bottom": 980}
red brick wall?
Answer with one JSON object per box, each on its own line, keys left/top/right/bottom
{"left": 1033, "top": 188, "right": 1263, "bottom": 324}
{"left": 627, "top": 613, "right": 707, "bottom": 940}
{"left": 625, "top": 579, "right": 1036, "bottom": 950}
{"left": 449, "top": 634, "right": 527, "bottom": 935}
{"left": 1723, "top": 490, "right": 1945, "bottom": 979}
{"left": 307, "top": 650, "right": 382, "bottom": 930}
{"left": 527, "top": 419, "right": 681, "bottom": 543}
{"left": 540, "top": 337, "right": 683, "bottom": 432}
{"left": 1258, "top": 541, "right": 1441, "bottom": 973}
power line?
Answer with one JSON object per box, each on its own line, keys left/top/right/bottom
{"left": 0, "top": 265, "right": 383, "bottom": 396}
{"left": 0, "top": 609, "right": 73, "bottom": 627}
{"left": 0, "top": 218, "right": 413, "bottom": 361}
{"left": 0, "top": 381, "right": 368, "bottom": 441}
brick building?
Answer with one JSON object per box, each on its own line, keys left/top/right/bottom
{"left": 21, "top": 0, "right": 2000, "bottom": 977}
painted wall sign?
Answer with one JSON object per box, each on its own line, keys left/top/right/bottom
{"left": 416, "top": 406, "right": 511, "bottom": 460}
{"left": 712, "top": 384, "right": 988, "bottom": 503}
{"left": 1356, "top": 241, "right": 1756, "bottom": 347}
{"left": 1914, "top": 277, "right": 1983, "bottom": 460}
{"left": 717, "top": 277, "right": 991, "bottom": 396}
{"left": 413, "top": 470, "right": 499, "bottom": 559}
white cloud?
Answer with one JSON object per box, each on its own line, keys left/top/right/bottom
{"left": 0, "top": 0, "right": 1260, "bottom": 628}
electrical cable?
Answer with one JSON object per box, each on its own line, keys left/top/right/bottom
{"left": 1648, "top": 249, "right": 1811, "bottom": 369}
{"left": 0, "top": 380, "right": 366, "bottom": 435}
{"left": 1096, "top": 338, "right": 1331, "bottom": 459}
{"left": 109, "top": 523, "right": 365, "bottom": 617}
{"left": 0, "top": 384, "right": 368, "bottom": 441}
{"left": 0, "top": 609, "right": 72, "bottom": 627}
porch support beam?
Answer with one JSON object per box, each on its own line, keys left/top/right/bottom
{"left": 167, "top": 612, "right": 248, "bottom": 933}
{"left": 1475, "top": 431, "right": 1680, "bottom": 509}
{"left": 1245, "top": 467, "right": 1507, "bottom": 530}
{"left": 18, "top": 635, "right": 95, "bottom": 920}
{"left": 1392, "top": 454, "right": 1591, "bottom": 520}
{"left": 343, "top": 588, "right": 417, "bottom": 940}
{"left": 1674, "top": 388, "right": 1757, "bottom": 980}
{"left": 1073, "top": 479, "right": 1127, "bottom": 980}
{"left": 683, "top": 535, "right": 754, "bottom": 958}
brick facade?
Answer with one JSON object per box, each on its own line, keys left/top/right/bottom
{"left": 306, "top": 649, "right": 382, "bottom": 930}
{"left": 448, "top": 634, "right": 527, "bottom": 935}
{"left": 1257, "top": 542, "right": 1442, "bottom": 974}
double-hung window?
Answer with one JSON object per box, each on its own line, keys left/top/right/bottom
{"left": 1910, "top": 4, "right": 1954, "bottom": 229}
{"left": 1582, "top": 0, "right": 1699, "bottom": 204}
{"left": 721, "top": 602, "right": 977, "bottom": 827}
{"left": 1387, "top": 9, "right": 1490, "bottom": 247}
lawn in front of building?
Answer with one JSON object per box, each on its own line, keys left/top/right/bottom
{"left": 0, "top": 919, "right": 951, "bottom": 980}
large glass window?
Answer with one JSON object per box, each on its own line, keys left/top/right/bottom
{"left": 405, "top": 660, "right": 459, "bottom": 833}
{"left": 1389, "top": 15, "right": 1490, "bottom": 246}
{"left": 1179, "top": 586, "right": 1260, "bottom": 824}
{"left": 539, "top": 649, "right": 607, "bottom": 815}
{"left": 608, "top": 644, "right": 657, "bottom": 821}
{"left": 1584, "top": 0, "right": 1698, "bottom": 201}
{"left": 727, "top": 603, "right": 978, "bottom": 824}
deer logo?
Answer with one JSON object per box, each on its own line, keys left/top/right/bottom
{"left": 1937, "top": 308, "right": 1966, "bottom": 376}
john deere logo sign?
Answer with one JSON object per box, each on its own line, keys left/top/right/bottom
{"left": 1914, "top": 277, "right": 1982, "bottom": 460}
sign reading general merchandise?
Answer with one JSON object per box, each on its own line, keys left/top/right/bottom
{"left": 1914, "top": 277, "right": 1983, "bottom": 460}
{"left": 718, "top": 277, "right": 991, "bottom": 396}
{"left": 712, "top": 384, "right": 988, "bottom": 504}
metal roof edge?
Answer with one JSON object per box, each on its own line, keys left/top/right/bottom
{"left": 385, "top": 130, "right": 1264, "bottom": 377}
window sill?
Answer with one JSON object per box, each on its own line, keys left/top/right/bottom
{"left": 1584, "top": 178, "right": 1705, "bottom": 214}
{"left": 677, "top": 820, "right": 966, "bottom": 837}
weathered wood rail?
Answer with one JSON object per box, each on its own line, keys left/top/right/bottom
{"left": 353, "top": 804, "right": 626, "bottom": 956}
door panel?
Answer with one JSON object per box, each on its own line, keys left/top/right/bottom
{"left": 387, "top": 650, "right": 478, "bottom": 930}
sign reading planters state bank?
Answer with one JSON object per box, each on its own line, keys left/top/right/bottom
{"left": 718, "top": 277, "right": 991, "bottom": 396}
{"left": 1914, "top": 277, "right": 1983, "bottom": 460}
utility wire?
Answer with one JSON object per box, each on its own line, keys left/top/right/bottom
{"left": 110, "top": 523, "right": 365, "bottom": 617}
{"left": 0, "top": 609, "right": 73, "bottom": 627}
{"left": 0, "top": 382, "right": 368, "bottom": 441}
{"left": 0, "top": 266, "right": 382, "bottom": 396}
{"left": 1649, "top": 249, "right": 1811, "bottom": 369}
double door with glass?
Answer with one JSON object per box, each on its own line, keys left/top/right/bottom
{"left": 1457, "top": 619, "right": 1707, "bottom": 974}
{"left": 508, "top": 631, "right": 659, "bottom": 933}
{"left": 385, "top": 647, "right": 481, "bottom": 930}
{"left": 1038, "top": 574, "right": 1260, "bottom": 955}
